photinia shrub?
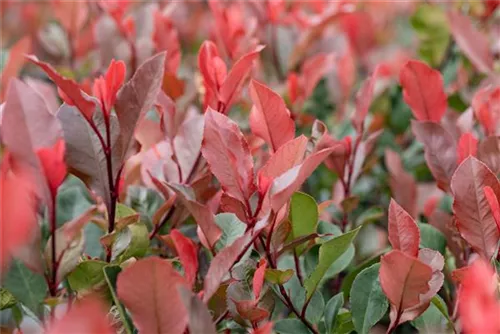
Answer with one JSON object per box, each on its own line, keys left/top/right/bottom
{"left": 1, "top": 1, "right": 500, "bottom": 334}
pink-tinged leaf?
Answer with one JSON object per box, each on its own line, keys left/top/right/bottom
{"left": 153, "top": 10, "right": 181, "bottom": 75}
{"left": 1, "top": 79, "right": 62, "bottom": 206}
{"left": 92, "top": 59, "right": 126, "bottom": 114}
{"left": 26, "top": 55, "right": 96, "bottom": 120}
{"left": 169, "top": 183, "right": 222, "bottom": 250}
{"left": 484, "top": 186, "right": 500, "bottom": 233}
{"left": 36, "top": 139, "right": 67, "bottom": 198}
{"left": 203, "top": 214, "right": 270, "bottom": 302}
{"left": 300, "top": 53, "right": 335, "bottom": 103}
{"left": 458, "top": 259, "right": 500, "bottom": 334}
{"left": 198, "top": 40, "right": 226, "bottom": 104}
{"left": 472, "top": 86, "right": 500, "bottom": 136}
{"left": 457, "top": 132, "right": 478, "bottom": 164}
{"left": 47, "top": 296, "right": 113, "bottom": 334}
{"left": 202, "top": 110, "right": 255, "bottom": 205}
{"left": 258, "top": 135, "right": 308, "bottom": 193}
{"left": 220, "top": 193, "right": 248, "bottom": 223}
{"left": 173, "top": 114, "right": 204, "bottom": 182}
{"left": 388, "top": 199, "right": 420, "bottom": 257}
{"left": 400, "top": 60, "right": 447, "bottom": 123}
{"left": 177, "top": 286, "right": 217, "bottom": 334}
{"left": 379, "top": 250, "right": 432, "bottom": 329}
{"left": 115, "top": 52, "right": 166, "bottom": 162}
{"left": 234, "top": 300, "right": 270, "bottom": 322}
{"left": 352, "top": 66, "right": 380, "bottom": 132}
{"left": 219, "top": 45, "right": 265, "bottom": 113}
{"left": 478, "top": 136, "right": 500, "bottom": 174}
{"left": 448, "top": 10, "right": 494, "bottom": 74}
{"left": 0, "top": 36, "right": 31, "bottom": 100}
{"left": 117, "top": 257, "right": 189, "bottom": 334}
{"left": 269, "top": 147, "right": 337, "bottom": 211}
{"left": 451, "top": 156, "right": 500, "bottom": 259}
{"left": 0, "top": 156, "right": 38, "bottom": 270}
{"left": 412, "top": 120, "right": 457, "bottom": 192}
{"left": 171, "top": 229, "right": 199, "bottom": 288}
{"left": 249, "top": 80, "right": 295, "bottom": 152}
{"left": 385, "top": 150, "right": 417, "bottom": 218}
{"left": 253, "top": 259, "right": 267, "bottom": 300}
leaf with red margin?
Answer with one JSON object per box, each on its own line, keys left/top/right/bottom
{"left": 412, "top": 120, "right": 457, "bottom": 192}
{"left": 171, "top": 229, "right": 198, "bottom": 288}
{"left": 117, "top": 257, "right": 189, "bottom": 334}
{"left": 36, "top": 139, "right": 67, "bottom": 198}
{"left": 379, "top": 250, "right": 432, "bottom": 330}
{"left": 457, "top": 132, "right": 478, "bottom": 164}
{"left": 352, "top": 66, "right": 380, "bottom": 132}
{"left": 448, "top": 10, "right": 494, "bottom": 74}
{"left": 0, "top": 36, "right": 31, "bottom": 100}
{"left": 202, "top": 109, "right": 255, "bottom": 205}
{"left": 484, "top": 186, "right": 500, "bottom": 233}
{"left": 478, "top": 136, "right": 500, "bottom": 174}
{"left": 219, "top": 45, "right": 265, "bottom": 113}
{"left": 388, "top": 199, "right": 420, "bottom": 257}
{"left": 451, "top": 156, "right": 500, "bottom": 259}
{"left": 47, "top": 296, "right": 113, "bottom": 334}
{"left": 385, "top": 150, "right": 417, "bottom": 218}
{"left": 26, "top": 55, "right": 97, "bottom": 120}
{"left": 249, "top": 80, "right": 295, "bottom": 152}
{"left": 203, "top": 214, "right": 270, "bottom": 303}
{"left": 400, "top": 60, "right": 447, "bottom": 123}
{"left": 253, "top": 258, "right": 267, "bottom": 300}
{"left": 177, "top": 286, "right": 217, "bottom": 334}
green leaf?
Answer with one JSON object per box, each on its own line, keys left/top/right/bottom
{"left": 0, "top": 288, "right": 16, "bottom": 310}
{"left": 350, "top": 263, "right": 388, "bottom": 334}
{"left": 431, "top": 295, "right": 456, "bottom": 333}
{"left": 3, "top": 260, "right": 48, "bottom": 318}
{"left": 289, "top": 192, "right": 318, "bottom": 253}
{"left": 304, "top": 227, "right": 361, "bottom": 299}
{"left": 274, "top": 319, "right": 312, "bottom": 334}
{"left": 419, "top": 223, "right": 446, "bottom": 255}
{"left": 264, "top": 269, "right": 294, "bottom": 285}
{"left": 411, "top": 295, "right": 447, "bottom": 333}
{"left": 324, "top": 293, "right": 344, "bottom": 334}
{"left": 115, "top": 203, "right": 137, "bottom": 220}
{"left": 355, "top": 207, "right": 384, "bottom": 226}
{"left": 112, "top": 222, "right": 149, "bottom": 262}
{"left": 56, "top": 175, "right": 93, "bottom": 227}
{"left": 214, "top": 213, "right": 246, "bottom": 251}
{"left": 333, "top": 310, "right": 355, "bottom": 334}
{"left": 306, "top": 290, "right": 325, "bottom": 325}
{"left": 103, "top": 266, "right": 134, "bottom": 334}
{"left": 67, "top": 260, "right": 107, "bottom": 291}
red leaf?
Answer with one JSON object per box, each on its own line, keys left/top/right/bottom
{"left": 0, "top": 36, "right": 31, "bottom": 100}
{"left": 478, "top": 136, "right": 500, "bottom": 175}
{"left": 385, "top": 150, "right": 417, "bottom": 218}
{"left": 177, "top": 287, "right": 217, "bottom": 334}
{"left": 253, "top": 258, "right": 267, "bottom": 300}
{"left": 412, "top": 120, "right": 457, "bottom": 192}
{"left": 36, "top": 139, "right": 67, "bottom": 198}
{"left": 457, "top": 132, "right": 478, "bottom": 164}
{"left": 47, "top": 296, "right": 113, "bottom": 334}
{"left": 220, "top": 193, "right": 248, "bottom": 223}
{"left": 269, "top": 146, "right": 337, "bottom": 211}
{"left": 400, "top": 60, "right": 447, "bottom": 123}
{"left": 203, "top": 214, "right": 270, "bottom": 302}
{"left": 26, "top": 55, "right": 97, "bottom": 120}
{"left": 153, "top": 10, "right": 181, "bottom": 75}
{"left": 380, "top": 250, "right": 432, "bottom": 329}
{"left": 458, "top": 259, "right": 500, "bottom": 334}
{"left": 352, "top": 66, "right": 380, "bottom": 132}
{"left": 388, "top": 199, "right": 420, "bottom": 257}
{"left": 117, "top": 257, "right": 189, "bottom": 334}
{"left": 250, "top": 321, "right": 274, "bottom": 334}
{"left": 448, "top": 10, "right": 494, "bottom": 74}
{"left": 234, "top": 300, "right": 270, "bottom": 322}
{"left": 472, "top": 86, "right": 500, "bottom": 136}
{"left": 92, "top": 59, "right": 126, "bottom": 114}
{"left": 171, "top": 229, "right": 199, "bottom": 288}
{"left": 484, "top": 186, "right": 500, "bottom": 233}
{"left": 249, "top": 80, "right": 295, "bottom": 152}
{"left": 198, "top": 41, "right": 226, "bottom": 107}
{"left": 202, "top": 110, "right": 255, "bottom": 205}
{"left": 451, "top": 156, "right": 500, "bottom": 259}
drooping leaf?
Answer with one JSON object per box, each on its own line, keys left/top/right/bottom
{"left": 249, "top": 79, "right": 295, "bottom": 152}
{"left": 289, "top": 192, "right": 318, "bottom": 254}
{"left": 304, "top": 226, "right": 360, "bottom": 300}
{"left": 451, "top": 156, "right": 500, "bottom": 259}
{"left": 388, "top": 199, "right": 420, "bottom": 257}
{"left": 448, "top": 10, "right": 494, "bottom": 74}
{"left": 117, "top": 257, "right": 188, "bottom": 334}
{"left": 412, "top": 120, "right": 457, "bottom": 191}
{"left": 171, "top": 229, "right": 198, "bottom": 287}
{"left": 253, "top": 258, "right": 267, "bottom": 300}
{"left": 400, "top": 60, "right": 447, "bottom": 123}
{"left": 202, "top": 109, "right": 255, "bottom": 205}
{"left": 324, "top": 293, "right": 344, "bottom": 334}
{"left": 115, "top": 52, "right": 166, "bottom": 161}
{"left": 350, "top": 263, "right": 389, "bottom": 334}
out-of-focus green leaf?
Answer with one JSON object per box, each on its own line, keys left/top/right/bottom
{"left": 0, "top": 288, "right": 16, "bottom": 310}
{"left": 419, "top": 223, "right": 447, "bottom": 255}
{"left": 411, "top": 295, "right": 447, "bottom": 333}
{"left": 67, "top": 260, "right": 107, "bottom": 292}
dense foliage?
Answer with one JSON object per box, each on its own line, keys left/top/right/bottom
{"left": 1, "top": 1, "right": 500, "bottom": 333}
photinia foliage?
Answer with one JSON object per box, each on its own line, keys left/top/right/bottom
{"left": 1, "top": 1, "right": 500, "bottom": 334}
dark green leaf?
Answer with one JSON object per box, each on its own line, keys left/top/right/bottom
{"left": 103, "top": 266, "right": 134, "bottom": 334}
{"left": 411, "top": 295, "right": 447, "bottom": 333}
{"left": 419, "top": 223, "right": 446, "bottom": 255}
{"left": 324, "top": 293, "right": 344, "bottom": 334}
{"left": 274, "top": 319, "right": 312, "bottom": 334}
